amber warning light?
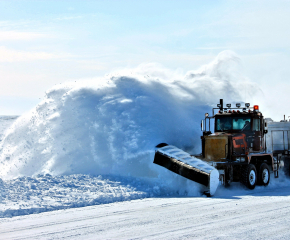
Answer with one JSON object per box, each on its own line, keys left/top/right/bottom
{"left": 254, "top": 105, "right": 259, "bottom": 111}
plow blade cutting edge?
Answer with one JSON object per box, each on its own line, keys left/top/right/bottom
{"left": 153, "top": 144, "right": 219, "bottom": 196}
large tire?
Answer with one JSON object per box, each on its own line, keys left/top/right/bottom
{"left": 241, "top": 164, "right": 257, "bottom": 189}
{"left": 257, "top": 163, "right": 270, "bottom": 186}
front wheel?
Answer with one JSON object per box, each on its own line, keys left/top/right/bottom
{"left": 241, "top": 164, "right": 257, "bottom": 189}
{"left": 258, "top": 163, "right": 270, "bottom": 186}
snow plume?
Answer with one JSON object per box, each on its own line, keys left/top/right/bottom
{"left": 0, "top": 51, "right": 262, "bottom": 192}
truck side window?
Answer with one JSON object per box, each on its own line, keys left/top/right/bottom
{"left": 253, "top": 118, "right": 260, "bottom": 131}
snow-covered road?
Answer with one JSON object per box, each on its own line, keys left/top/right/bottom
{"left": 1, "top": 185, "right": 290, "bottom": 239}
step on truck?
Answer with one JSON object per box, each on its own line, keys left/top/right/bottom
{"left": 154, "top": 99, "right": 290, "bottom": 196}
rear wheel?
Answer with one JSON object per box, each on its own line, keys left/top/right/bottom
{"left": 241, "top": 164, "right": 257, "bottom": 189}
{"left": 258, "top": 163, "right": 270, "bottom": 186}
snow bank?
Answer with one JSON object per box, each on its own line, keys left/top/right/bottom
{"left": 0, "top": 174, "right": 150, "bottom": 217}
{"left": 0, "top": 51, "right": 264, "bottom": 206}
{"left": 1, "top": 172, "right": 290, "bottom": 218}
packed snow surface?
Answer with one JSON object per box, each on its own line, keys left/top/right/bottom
{"left": 2, "top": 183, "right": 290, "bottom": 239}
{"left": 0, "top": 51, "right": 268, "bottom": 218}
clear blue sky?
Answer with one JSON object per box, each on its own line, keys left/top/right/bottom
{"left": 1, "top": 0, "right": 290, "bottom": 117}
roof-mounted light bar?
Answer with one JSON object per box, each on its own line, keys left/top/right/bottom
{"left": 213, "top": 99, "right": 260, "bottom": 115}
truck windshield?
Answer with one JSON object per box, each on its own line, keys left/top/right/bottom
{"left": 216, "top": 116, "right": 251, "bottom": 132}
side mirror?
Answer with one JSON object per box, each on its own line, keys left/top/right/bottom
{"left": 264, "top": 120, "right": 268, "bottom": 132}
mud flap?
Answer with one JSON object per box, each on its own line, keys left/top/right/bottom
{"left": 154, "top": 144, "right": 219, "bottom": 196}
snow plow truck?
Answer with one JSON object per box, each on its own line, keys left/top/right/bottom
{"left": 154, "top": 99, "right": 290, "bottom": 196}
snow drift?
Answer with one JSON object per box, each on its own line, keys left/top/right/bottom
{"left": 0, "top": 51, "right": 262, "bottom": 183}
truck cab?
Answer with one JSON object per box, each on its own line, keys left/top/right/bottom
{"left": 201, "top": 99, "right": 273, "bottom": 189}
